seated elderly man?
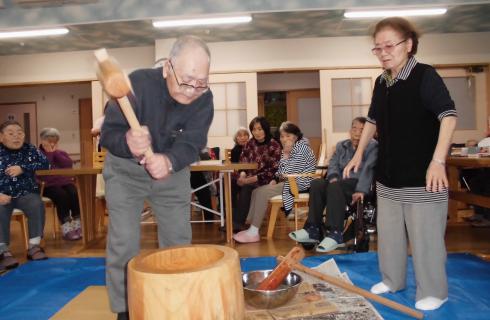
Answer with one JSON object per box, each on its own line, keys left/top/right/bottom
{"left": 0, "top": 120, "right": 50, "bottom": 270}
{"left": 289, "top": 117, "right": 378, "bottom": 253}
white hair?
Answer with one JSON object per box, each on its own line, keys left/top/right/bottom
{"left": 233, "top": 127, "right": 250, "bottom": 144}
{"left": 169, "top": 35, "right": 211, "bottom": 61}
{"left": 40, "top": 127, "right": 60, "bottom": 140}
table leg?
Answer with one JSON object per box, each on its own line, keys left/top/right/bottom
{"left": 223, "top": 171, "right": 234, "bottom": 244}
{"left": 447, "top": 165, "right": 461, "bottom": 224}
{"left": 75, "top": 174, "right": 98, "bottom": 248}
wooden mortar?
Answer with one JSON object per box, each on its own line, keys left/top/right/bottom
{"left": 127, "top": 244, "right": 245, "bottom": 320}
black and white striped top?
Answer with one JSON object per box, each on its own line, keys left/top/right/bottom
{"left": 376, "top": 182, "right": 448, "bottom": 204}
{"left": 277, "top": 137, "right": 316, "bottom": 190}
{"left": 369, "top": 56, "right": 455, "bottom": 204}
{"left": 276, "top": 138, "right": 316, "bottom": 212}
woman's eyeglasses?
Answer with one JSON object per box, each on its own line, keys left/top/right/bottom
{"left": 371, "top": 39, "right": 407, "bottom": 55}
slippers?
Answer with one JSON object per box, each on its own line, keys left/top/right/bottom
{"left": 233, "top": 230, "right": 260, "bottom": 243}
{"left": 316, "top": 236, "right": 345, "bottom": 253}
{"left": 288, "top": 229, "right": 318, "bottom": 243}
{"left": 27, "top": 245, "right": 48, "bottom": 261}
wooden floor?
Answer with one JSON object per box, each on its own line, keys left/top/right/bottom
{"left": 6, "top": 209, "right": 490, "bottom": 264}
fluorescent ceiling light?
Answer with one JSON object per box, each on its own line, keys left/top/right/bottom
{"left": 0, "top": 27, "right": 69, "bottom": 39}
{"left": 153, "top": 15, "right": 252, "bottom": 28}
{"left": 344, "top": 8, "right": 447, "bottom": 19}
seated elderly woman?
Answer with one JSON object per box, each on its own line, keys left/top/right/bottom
{"left": 38, "top": 128, "right": 82, "bottom": 240}
{"left": 0, "top": 120, "right": 50, "bottom": 270}
{"left": 232, "top": 117, "right": 282, "bottom": 231}
{"left": 230, "top": 127, "right": 250, "bottom": 163}
{"left": 233, "top": 121, "right": 316, "bottom": 243}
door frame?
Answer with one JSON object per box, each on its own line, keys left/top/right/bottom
{"left": 0, "top": 101, "right": 38, "bottom": 145}
{"left": 286, "top": 89, "right": 322, "bottom": 157}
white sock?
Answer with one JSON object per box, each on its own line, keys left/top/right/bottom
{"left": 415, "top": 297, "right": 448, "bottom": 311}
{"left": 28, "top": 237, "right": 41, "bottom": 248}
{"left": 247, "top": 225, "right": 259, "bottom": 236}
{"left": 370, "top": 282, "right": 391, "bottom": 294}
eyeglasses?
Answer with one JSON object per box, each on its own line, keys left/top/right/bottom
{"left": 168, "top": 60, "right": 209, "bottom": 94}
{"left": 3, "top": 130, "right": 25, "bottom": 138}
{"left": 371, "top": 39, "right": 407, "bottom": 55}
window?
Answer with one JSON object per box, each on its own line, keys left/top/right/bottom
{"left": 442, "top": 76, "right": 476, "bottom": 130}
{"left": 331, "top": 78, "right": 372, "bottom": 132}
{"left": 208, "top": 82, "right": 247, "bottom": 136}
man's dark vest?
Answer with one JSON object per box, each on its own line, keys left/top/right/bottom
{"left": 371, "top": 63, "right": 440, "bottom": 188}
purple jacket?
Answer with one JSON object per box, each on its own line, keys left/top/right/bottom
{"left": 38, "top": 145, "right": 74, "bottom": 187}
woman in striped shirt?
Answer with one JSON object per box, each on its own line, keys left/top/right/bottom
{"left": 233, "top": 121, "right": 316, "bottom": 243}
{"left": 343, "top": 17, "right": 457, "bottom": 311}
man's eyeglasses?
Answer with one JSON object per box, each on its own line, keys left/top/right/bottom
{"left": 168, "top": 60, "right": 209, "bottom": 93}
{"left": 371, "top": 39, "right": 407, "bottom": 55}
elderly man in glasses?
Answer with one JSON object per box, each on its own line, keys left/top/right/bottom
{"left": 100, "top": 35, "right": 214, "bottom": 320}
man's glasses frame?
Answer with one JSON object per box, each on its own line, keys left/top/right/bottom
{"left": 168, "top": 60, "right": 209, "bottom": 93}
{"left": 371, "top": 39, "right": 407, "bottom": 55}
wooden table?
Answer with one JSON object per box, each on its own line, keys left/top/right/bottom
{"left": 36, "top": 167, "right": 102, "bottom": 249}
{"left": 447, "top": 156, "right": 490, "bottom": 224}
{"left": 37, "top": 161, "right": 256, "bottom": 247}
{"left": 190, "top": 161, "right": 257, "bottom": 243}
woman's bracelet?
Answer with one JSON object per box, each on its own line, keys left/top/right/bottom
{"left": 432, "top": 158, "right": 446, "bottom": 166}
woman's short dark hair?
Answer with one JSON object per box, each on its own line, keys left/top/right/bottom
{"left": 352, "top": 116, "right": 367, "bottom": 125}
{"left": 372, "top": 17, "right": 420, "bottom": 56}
{"left": 0, "top": 120, "right": 22, "bottom": 132}
{"left": 279, "top": 121, "right": 303, "bottom": 140}
{"left": 249, "top": 116, "right": 272, "bottom": 143}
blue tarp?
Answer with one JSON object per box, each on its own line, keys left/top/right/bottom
{"left": 1, "top": 252, "right": 489, "bottom": 319}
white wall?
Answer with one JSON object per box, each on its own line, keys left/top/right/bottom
{"left": 0, "top": 83, "right": 91, "bottom": 156}
{"left": 258, "top": 72, "right": 320, "bottom": 91}
{"left": 0, "top": 33, "right": 487, "bottom": 85}
{"left": 156, "top": 32, "right": 490, "bottom": 72}
{"left": 0, "top": 46, "right": 155, "bottom": 85}
{"left": 0, "top": 33, "right": 488, "bottom": 155}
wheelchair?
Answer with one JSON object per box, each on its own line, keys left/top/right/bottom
{"left": 299, "top": 189, "right": 377, "bottom": 253}
{"left": 342, "top": 197, "right": 377, "bottom": 252}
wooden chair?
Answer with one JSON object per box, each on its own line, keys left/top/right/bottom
{"left": 224, "top": 148, "right": 232, "bottom": 163}
{"left": 11, "top": 184, "right": 58, "bottom": 246}
{"left": 93, "top": 150, "right": 106, "bottom": 169}
{"left": 39, "top": 181, "right": 58, "bottom": 239}
{"left": 266, "top": 143, "right": 328, "bottom": 239}
{"left": 10, "top": 184, "right": 56, "bottom": 249}
{"left": 11, "top": 209, "right": 29, "bottom": 250}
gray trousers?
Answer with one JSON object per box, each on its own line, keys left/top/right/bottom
{"left": 246, "top": 182, "right": 284, "bottom": 228}
{"left": 103, "top": 154, "right": 191, "bottom": 313}
{"left": 377, "top": 197, "right": 448, "bottom": 301}
{"left": 0, "top": 192, "right": 45, "bottom": 251}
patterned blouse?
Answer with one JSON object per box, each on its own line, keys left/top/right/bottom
{"left": 239, "top": 137, "right": 281, "bottom": 186}
{"left": 0, "top": 143, "right": 49, "bottom": 198}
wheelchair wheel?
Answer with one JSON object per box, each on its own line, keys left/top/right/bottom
{"left": 354, "top": 230, "right": 370, "bottom": 252}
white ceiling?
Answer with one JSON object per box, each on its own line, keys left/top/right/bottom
{"left": 0, "top": 0, "right": 489, "bottom": 56}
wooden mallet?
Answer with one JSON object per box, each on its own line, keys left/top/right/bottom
{"left": 94, "top": 48, "right": 153, "bottom": 158}
{"left": 278, "top": 255, "right": 424, "bottom": 319}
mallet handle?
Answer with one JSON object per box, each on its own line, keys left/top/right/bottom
{"left": 115, "top": 96, "right": 154, "bottom": 158}
{"left": 94, "top": 48, "right": 153, "bottom": 158}
{"left": 280, "top": 258, "right": 423, "bottom": 319}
